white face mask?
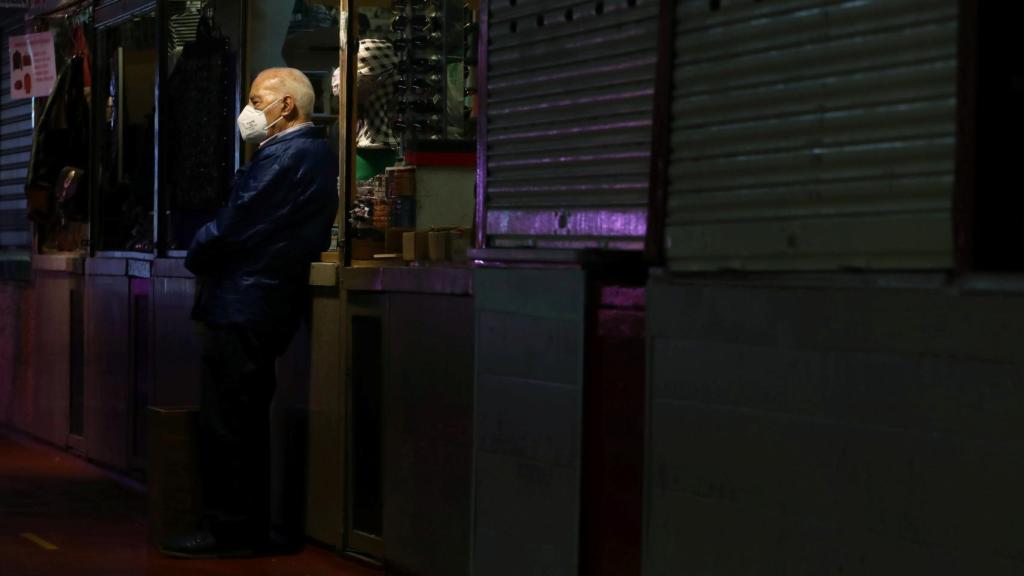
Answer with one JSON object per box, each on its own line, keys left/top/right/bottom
{"left": 237, "top": 97, "right": 284, "bottom": 143}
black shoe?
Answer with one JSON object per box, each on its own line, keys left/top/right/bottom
{"left": 158, "top": 529, "right": 255, "bottom": 559}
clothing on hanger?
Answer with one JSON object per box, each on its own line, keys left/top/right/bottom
{"left": 163, "top": 11, "right": 235, "bottom": 218}
{"left": 170, "top": 2, "right": 204, "bottom": 49}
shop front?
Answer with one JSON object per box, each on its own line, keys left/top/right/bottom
{"left": 17, "top": 0, "right": 246, "bottom": 473}
{"left": 8, "top": 0, "right": 481, "bottom": 571}
{"left": 16, "top": 0, "right": 93, "bottom": 454}
{"left": 9, "top": 0, "right": 239, "bottom": 472}
{"left": 151, "top": 0, "right": 479, "bottom": 569}
{"left": 330, "top": 0, "right": 480, "bottom": 570}
{"left": 467, "top": 0, "right": 659, "bottom": 574}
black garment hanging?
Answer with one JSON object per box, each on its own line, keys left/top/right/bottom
{"left": 164, "top": 9, "right": 236, "bottom": 214}
{"left": 25, "top": 55, "right": 90, "bottom": 223}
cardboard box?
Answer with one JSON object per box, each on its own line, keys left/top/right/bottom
{"left": 403, "top": 231, "right": 429, "bottom": 261}
{"left": 309, "top": 262, "right": 339, "bottom": 287}
{"left": 387, "top": 228, "right": 412, "bottom": 253}
{"left": 449, "top": 228, "right": 471, "bottom": 263}
{"left": 428, "top": 230, "right": 449, "bottom": 262}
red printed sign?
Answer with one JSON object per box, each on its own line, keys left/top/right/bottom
{"left": 8, "top": 31, "right": 57, "bottom": 100}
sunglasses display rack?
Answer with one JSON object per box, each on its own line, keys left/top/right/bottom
{"left": 389, "top": 0, "right": 475, "bottom": 148}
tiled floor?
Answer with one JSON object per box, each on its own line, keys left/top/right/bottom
{"left": 0, "top": 430, "right": 380, "bottom": 576}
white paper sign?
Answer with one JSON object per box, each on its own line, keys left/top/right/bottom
{"left": 8, "top": 31, "right": 58, "bottom": 100}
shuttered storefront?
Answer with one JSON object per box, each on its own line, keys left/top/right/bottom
{"left": 665, "top": 0, "right": 958, "bottom": 271}
{"left": 0, "top": 21, "right": 32, "bottom": 251}
{"left": 482, "top": 0, "right": 660, "bottom": 251}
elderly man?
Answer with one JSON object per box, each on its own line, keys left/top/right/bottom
{"left": 160, "top": 68, "right": 338, "bottom": 558}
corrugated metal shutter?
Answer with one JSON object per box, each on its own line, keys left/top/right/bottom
{"left": 0, "top": 22, "right": 32, "bottom": 250}
{"left": 483, "top": 0, "right": 660, "bottom": 251}
{"left": 664, "top": 0, "right": 957, "bottom": 271}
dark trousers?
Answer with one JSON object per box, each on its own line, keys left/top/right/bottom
{"left": 198, "top": 325, "right": 277, "bottom": 545}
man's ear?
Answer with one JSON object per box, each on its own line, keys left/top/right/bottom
{"left": 282, "top": 95, "right": 296, "bottom": 118}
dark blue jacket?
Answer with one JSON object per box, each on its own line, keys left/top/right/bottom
{"left": 186, "top": 125, "right": 338, "bottom": 354}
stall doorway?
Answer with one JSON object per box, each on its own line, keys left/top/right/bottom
{"left": 346, "top": 300, "right": 385, "bottom": 561}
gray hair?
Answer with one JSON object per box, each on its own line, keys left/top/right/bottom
{"left": 259, "top": 67, "right": 315, "bottom": 120}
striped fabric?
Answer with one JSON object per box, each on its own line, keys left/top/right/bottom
{"left": 169, "top": 8, "right": 201, "bottom": 49}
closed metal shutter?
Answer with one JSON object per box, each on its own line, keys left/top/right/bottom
{"left": 482, "top": 0, "right": 660, "bottom": 251}
{"left": 0, "top": 21, "right": 32, "bottom": 250}
{"left": 665, "top": 0, "right": 957, "bottom": 271}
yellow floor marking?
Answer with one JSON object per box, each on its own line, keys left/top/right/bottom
{"left": 20, "top": 532, "right": 58, "bottom": 550}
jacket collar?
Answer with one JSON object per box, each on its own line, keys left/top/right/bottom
{"left": 258, "top": 123, "right": 318, "bottom": 151}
